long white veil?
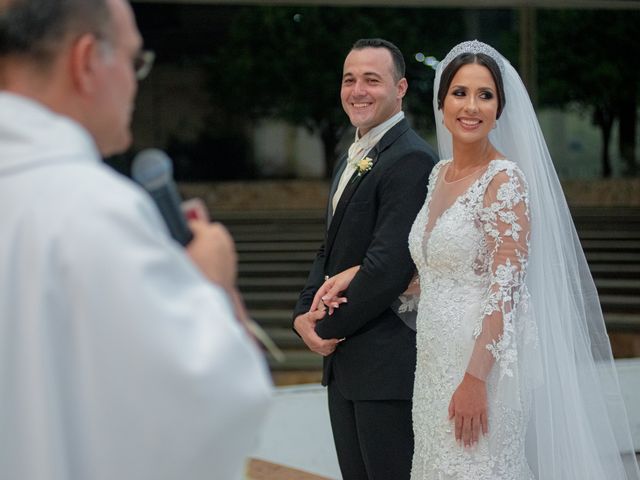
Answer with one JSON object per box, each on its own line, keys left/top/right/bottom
{"left": 434, "top": 40, "right": 640, "bottom": 479}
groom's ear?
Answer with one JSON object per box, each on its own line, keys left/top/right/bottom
{"left": 397, "top": 77, "right": 408, "bottom": 99}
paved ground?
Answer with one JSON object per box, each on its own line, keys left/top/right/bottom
{"left": 246, "top": 459, "right": 332, "bottom": 480}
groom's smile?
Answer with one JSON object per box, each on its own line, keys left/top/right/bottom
{"left": 340, "top": 46, "right": 407, "bottom": 136}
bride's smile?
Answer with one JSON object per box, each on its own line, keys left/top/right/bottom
{"left": 442, "top": 63, "right": 499, "bottom": 145}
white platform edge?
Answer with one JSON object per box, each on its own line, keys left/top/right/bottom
{"left": 253, "top": 359, "right": 640, "bottom": 479}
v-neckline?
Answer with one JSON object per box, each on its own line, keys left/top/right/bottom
{"left": 424, "top": 159, "right": 500, "bottom": 238}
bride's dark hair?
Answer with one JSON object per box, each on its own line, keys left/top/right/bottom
{"left": 436, "top": 52, "right": 506, "bottom": 119}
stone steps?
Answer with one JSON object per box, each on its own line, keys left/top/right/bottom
{"left": 219, "top": 207, "right": 640, "bottom": 376}
{"left": 239, "top": 263, "right": 314, "bottom": 277}
{"left": 241, "top": 281, "right": 640, "bottom": 315}
{"left": 239, "top": 251, "right": 318, "bottom": 263}
{"left": 245, "top": 292, "right": 301, "bottom": 309}
{"left": 238, "top": 277, "right": 307, "bottom": 291}
{"left": 581, "top": 239, "right": 640, "bottom": 251}
{"left": 262, "top": 311, "right": 640, "bottom": 373}
{"left": 585, "top": 252, "right": 640, "bottom": 263}
{"left": 236, "top": 241, "right": 320, "bottom": 252}
{"left": 250, "top": 309, "right": 298, "bottom": 327}
{"left": 595, "top": 279, "right": 640, "bottom": 295}
{"left": 590, "top": 264, "right": 640, "bottom": 279}
{"left": 599, "top": 295, "right": 640, "bottom": 313}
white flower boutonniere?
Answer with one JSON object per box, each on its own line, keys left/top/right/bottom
{"left": 350, "top": 156, "right": 373, "bottom": 183}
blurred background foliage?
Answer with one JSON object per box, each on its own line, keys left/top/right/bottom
{"left": 537, "top": 9, "right": 639, "bottom": 177}
{"left": 115, "top": 3, "right": 638, "bottom": 180}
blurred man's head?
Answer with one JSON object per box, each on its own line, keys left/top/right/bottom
{"left": 0, "top": 0, "right": 148, "bottom": 156}
{"left": 0, "top": 0, "right": 112, "bottom": 66}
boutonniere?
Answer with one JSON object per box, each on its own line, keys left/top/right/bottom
{"left": 350, "top": 156, "right": 374, "bottom": 183}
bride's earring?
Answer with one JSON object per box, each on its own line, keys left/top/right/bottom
{"left": 493, "top": 120, "right": 498, "bottom": 130}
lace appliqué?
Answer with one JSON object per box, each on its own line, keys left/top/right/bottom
{"left": 474, "top": 168, "right": 529, "bottom": 378}
{"left": 398, "top": 276, "right": 420, "bottom": 313}
{"left": 476, "top": 168, "right": 529, "bottom": 380}
{"left": 398, "top": 294, "right": 418, "bottom": 313}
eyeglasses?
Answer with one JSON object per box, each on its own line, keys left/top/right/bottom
{"left": 134, "top": 50, "right": 155, "bottom": 81}
{"left": 92, "top": 32, "right": 155, "bottom": 81}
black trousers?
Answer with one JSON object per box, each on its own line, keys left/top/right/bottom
{"left": 328, "top": 380, "right": 413, "bottom": 480}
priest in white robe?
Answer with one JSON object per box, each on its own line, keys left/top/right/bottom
{"left": 0, "top": 1, "right": 272, "bottom": 479}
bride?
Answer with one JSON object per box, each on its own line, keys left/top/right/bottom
{"left": 312, "top": 40, "right": 640, "bottom": 479}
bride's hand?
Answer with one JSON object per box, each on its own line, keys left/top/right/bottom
{"left": 310, "top": 265, "right": 360, "bottom": 315}
{"left": 448, "top": 372, "right": 488, "bottom": 448}
{"left": 401, "top": 272, "right": 420, "bottom": 296}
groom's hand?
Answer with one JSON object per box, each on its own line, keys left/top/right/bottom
{"left": 294, "top": 309, "right": 340, "bottom": 356}
{"left": 310, "top": 266, "right": 360, "bottom": 315}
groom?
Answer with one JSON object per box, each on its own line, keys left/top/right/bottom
{"left": 293, "top": 38, "right": 436, "bottom": 479}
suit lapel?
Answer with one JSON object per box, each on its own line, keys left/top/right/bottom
{"left": 327, "top": 153, "right": 348, "bottom": 227}
{"left": 373, "top": 117, "right": 410, "bottom": 156}
{"left": 324, "top": 119, "right": 410, "bottom": 261}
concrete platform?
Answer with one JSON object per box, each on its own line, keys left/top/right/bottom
{"left": 251, "top": 384, "right": 340, "bottom": 479}
{"left": 252, "top": 359, "right": 640, "bottom": 480}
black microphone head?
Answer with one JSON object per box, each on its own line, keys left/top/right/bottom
{"left": 131, "top": 148, "right": 173, "bottom": 191}
{"left": 130, "top": 148, "right": 194, "bottom": 246}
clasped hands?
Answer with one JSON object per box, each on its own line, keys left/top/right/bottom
{"left": 295, "top": 264, "right": 489, "bottom": 448}
{"left": 293, "top": 266, "right": 360, "bottom": 356}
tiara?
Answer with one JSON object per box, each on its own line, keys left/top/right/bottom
{"left": 439, "top": 40, "right": 505, "bottom": 75}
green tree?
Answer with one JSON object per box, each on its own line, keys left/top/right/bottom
{"left": 538, "top": 9, "right": 640, "bottom": 177}
{"left": 205, "top": 6, "right": 463, "bottom": 177}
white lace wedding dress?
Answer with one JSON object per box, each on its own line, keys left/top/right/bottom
{"left": 408, "top": 158, "right": 537, "bottom": 479}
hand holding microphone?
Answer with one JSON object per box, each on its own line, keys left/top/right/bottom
{"left": 132, "top": 149, "right": 284, "bottom": 361}
{"left": 186, "top": 220, "right": 237, "bottom": 292}
{"left": 132, "top": 148, "right": 237, "bottom": 288}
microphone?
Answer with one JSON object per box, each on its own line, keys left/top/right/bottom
{"left": 131, "top": 151, "right": 284, "bottom": 362}
{"left": 131, "top": 149, "right": 193, "bottom": 246}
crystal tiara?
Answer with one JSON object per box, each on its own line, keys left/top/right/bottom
{"left": 439, "top": 40, "right": 506, "bottom": 76}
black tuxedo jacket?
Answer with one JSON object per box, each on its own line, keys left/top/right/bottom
{"left": 293, "top": 118, "right": 436, "bottom": 401}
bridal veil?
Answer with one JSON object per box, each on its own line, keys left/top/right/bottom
{"left": 432, "top": 40, "right": 640, "bottom": 479}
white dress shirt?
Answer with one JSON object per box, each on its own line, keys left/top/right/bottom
{"left": 332, "top": 111, "right": 405, "bottom": 213}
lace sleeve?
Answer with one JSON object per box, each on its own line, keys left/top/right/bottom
{"left": 398, "top": 271, "right": 420, "bottom": 305}
{"left": 389, "top": 271, "right": 420, "bottom": 331}
{"left": 466, "top": 167, "right": 530, "bottom": 382}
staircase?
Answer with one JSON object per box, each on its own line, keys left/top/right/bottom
{"left": 573, "top": 207, "right": 640, "bottom": 358}
{"left": 219, "top": 207, "right": 640, "bottom": 385}
{"left": 221, "top": 210, "right": 326, "bottom": 385}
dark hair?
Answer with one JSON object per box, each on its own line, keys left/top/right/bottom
{"left": 351, "top": 38, "right": 405, "bottom": 81}
{"left": 0, "top": 0, "right": 111, "bottom": 65}
{"left": 437, "top": 52, "right": 505, "bottom": 119}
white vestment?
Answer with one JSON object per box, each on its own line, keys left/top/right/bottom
{"left": 0, "top": 92, "right": 272, "bottom": 480}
